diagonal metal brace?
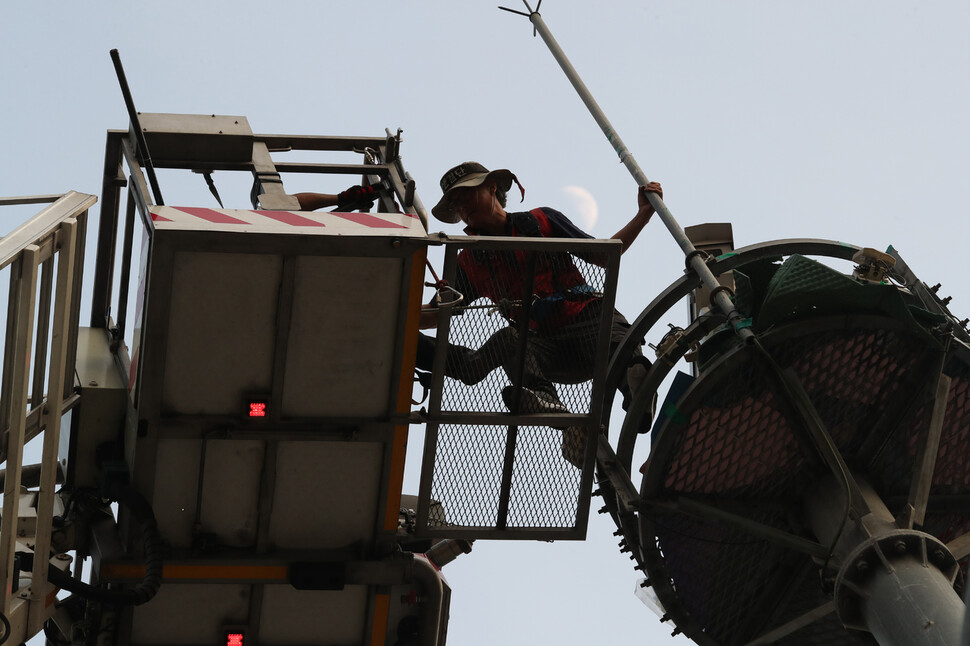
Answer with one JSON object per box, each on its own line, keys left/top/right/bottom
{"left": 595, "top": 434, "right": 641, "bottom": 513}
{"left": 902, "top": 349, "right": 952, "bottom": 528}
{"left": 753, "top": 339, "right": 872, "bottom": 521}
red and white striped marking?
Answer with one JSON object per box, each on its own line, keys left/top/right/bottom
{"left": 150, "top": 206, "right": 425, "bottom": 237}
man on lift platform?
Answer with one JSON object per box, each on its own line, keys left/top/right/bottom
{"left": 416, "top": 161, "right": 661, "bottom": 463}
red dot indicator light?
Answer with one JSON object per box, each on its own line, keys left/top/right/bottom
{"left": 226, "top": 633, "right": 244, "bottom": 646}
{"left": 248, "top": 401, "right": 267, "bottom": 418}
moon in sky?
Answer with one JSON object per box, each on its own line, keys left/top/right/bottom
{"left": 562, "top": 185, "right": 599, "bottom": 232}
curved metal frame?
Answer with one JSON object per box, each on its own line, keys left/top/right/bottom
{"left": 587, "top": 240, "right": 864, "bottom": 642}
{"left": 596, "top": 240, "right": 864, "bottom": 588}
{"left": 594, "top": 238, "right": 970, "bottom": 645}
{"left": 632, "top": 313, "right": 968, "bottom": 644}
{"left": 607, "top": 239, "right": 862, "bottom": 470}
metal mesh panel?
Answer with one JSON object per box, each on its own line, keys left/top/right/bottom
{"left": 658, "top": 326, "right": 925, "bottom": 501}
{"left": 438, "top": 252, "right": 609, "bottom": 415}
{"left": 424, "top": 424, "right": 585, "bottom": 531}
{"left": 932, "top": 371, "right": 970, "bottom": 491}
{"left": 870, "top": 397, "right": 929, "bottom": 497}
{"left": 773, "top": 327, "right": 923, "bottom": 453}
{"left": 924, "top": 512, "right": 970, "bottom": 558}
{"left": 649, "top": 510, "right": 807, "bottom": 645}
{"left": 440, "top": 312, "right": 519, "bottom": 414}
{"left": 641, "top": 320, "right": 970, "bottom": 645}
{"left": 426, "top": 424, "right": 507, "bottom": 528}
{"left": 508, "top": 425, "right": 586, "bottom": 526}
{"left": 417, "top": 237, "right": 620, "bottom": 539}
{"left": 658, "top": 357, "right": 813, "bottom": 502}
{"left": 776, "top": 614, "right": 869, "bottom": 646}
{"left": 868, "top": 368, "right": 970, "bottom": 489}
{"left": 771, "top": 588, "right": 860, "bottom": 646}
{"left": 867, "top": 366, "right": 970, "bottom": 566}
{"left": 764, "top": 556, "right": 875, "bottom": 646}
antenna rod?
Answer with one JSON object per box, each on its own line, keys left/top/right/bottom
{"left": 110, "top": 49, "right": 165, "bottom": 206}
{"left": 502, "top": 3, "right": 752, "bottom": 341}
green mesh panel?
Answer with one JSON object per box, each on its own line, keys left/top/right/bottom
{"left": 754, "top": 255, "right": 942, "bottom": 348}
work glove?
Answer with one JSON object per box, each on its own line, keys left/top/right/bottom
{"left": 336, "top": 184, "right": 379, "bottom": 211}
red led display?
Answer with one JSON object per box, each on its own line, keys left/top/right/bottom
{"left": 248, "top": 401, "right": 267, "bottom": 418}
{"left": 226, "top": 633, "right": 244, "bottom": 646}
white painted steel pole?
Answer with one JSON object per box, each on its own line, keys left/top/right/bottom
{"left": 506, "top": 4, "right": 753, "bottom": 341}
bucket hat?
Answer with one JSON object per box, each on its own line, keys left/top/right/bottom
{"left": 431, "top": 162, "right": 515, "bottom": 223}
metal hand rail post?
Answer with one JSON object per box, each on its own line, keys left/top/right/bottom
{"left": 28, "top": 217, "right": 79, "bottom": 635}
{"left": 0, "top": 193, "right": 94, "bottom": 641}
{"left": 0, "top": 246, "right": 40, "bottom": 619}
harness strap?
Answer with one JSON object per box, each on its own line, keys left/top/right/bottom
{"left": 425, "top": 259, "right": 446, "bottom": 289}
{"left": 425, "top": 259, "right": 463, "bottom": 307}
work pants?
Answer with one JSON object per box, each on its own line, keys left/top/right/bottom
{"left": 417, "top": 302, "right": 643, "bottom": 408}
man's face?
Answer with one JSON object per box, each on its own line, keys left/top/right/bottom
{"left": 445, "top": 183, "right": 493, "bottom": 231}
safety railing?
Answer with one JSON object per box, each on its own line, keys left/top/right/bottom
{"left": 90, "top": 126, "right": 429, "bottom": 357}
{"left": 416, "top": 235, "right": 621, "bottom": 540}
{"left": 0, "top": 192, "right": 94, "bottom": 641}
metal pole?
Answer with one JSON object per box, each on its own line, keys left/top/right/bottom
{"left": 501, "top": 3, "right": 753, "bottom": 342}
{"left": 861, "top": 560, "right": 965, "bottom": 646}
{"left": 109, "top": 49, "right": 165, "bottom": 206}
{"left": 806, "top": 475, "right": 965, "bottom": 645}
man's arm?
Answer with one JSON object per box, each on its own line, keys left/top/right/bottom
{"left": 610, "top": 182, "right": 663, "bottom": 254}
{"left": 292, "top": 193, "right": 339, "bottom": 211}
{"left": 291, "top": 185, "right": 380, "bottom": 211}
{"left": 545, "top": 184, "right": 663, "bottom": 267}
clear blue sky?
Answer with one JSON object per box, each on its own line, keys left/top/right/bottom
{"left": 3, "top": 2, "right": 969, "bottom": 644}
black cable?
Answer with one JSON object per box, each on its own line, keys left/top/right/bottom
{"left": 43, "top": 618, "right": 70, "bottom": 646}
{"left": 44, "top": 482, "right": 162, "bottom": 606}
{"left": 0, "top": 609, "right": 10, "bottom": 645}
{"left": 53, "top": 487, "right": 102, "bottom": 526}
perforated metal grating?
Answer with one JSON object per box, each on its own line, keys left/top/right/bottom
{"left": 424, "top": 424, "right": 586, "bottom": 531}
{"left": 655, "top": 356, "right": 814, "bottom": 502}
{"left": 927, "top": 370, "right": 970, "bottom": 492}
{"left": 772, "top": 326, "right": 923, "bottom": 453}
{"left": 649, "top": 511, "right": 797, "bottom": 638}
{"left": 640, "top": 318, "right": 970, "bottom": 646}
{"left": 437, "top": 252, "right": 610, "bottom": 415}
{"left": 417, "top": 237, "right": 620, "bottom": 539}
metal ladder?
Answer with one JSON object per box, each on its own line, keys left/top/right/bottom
{"left": 0, "top": 192, "right": 94, "bottom": 642}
